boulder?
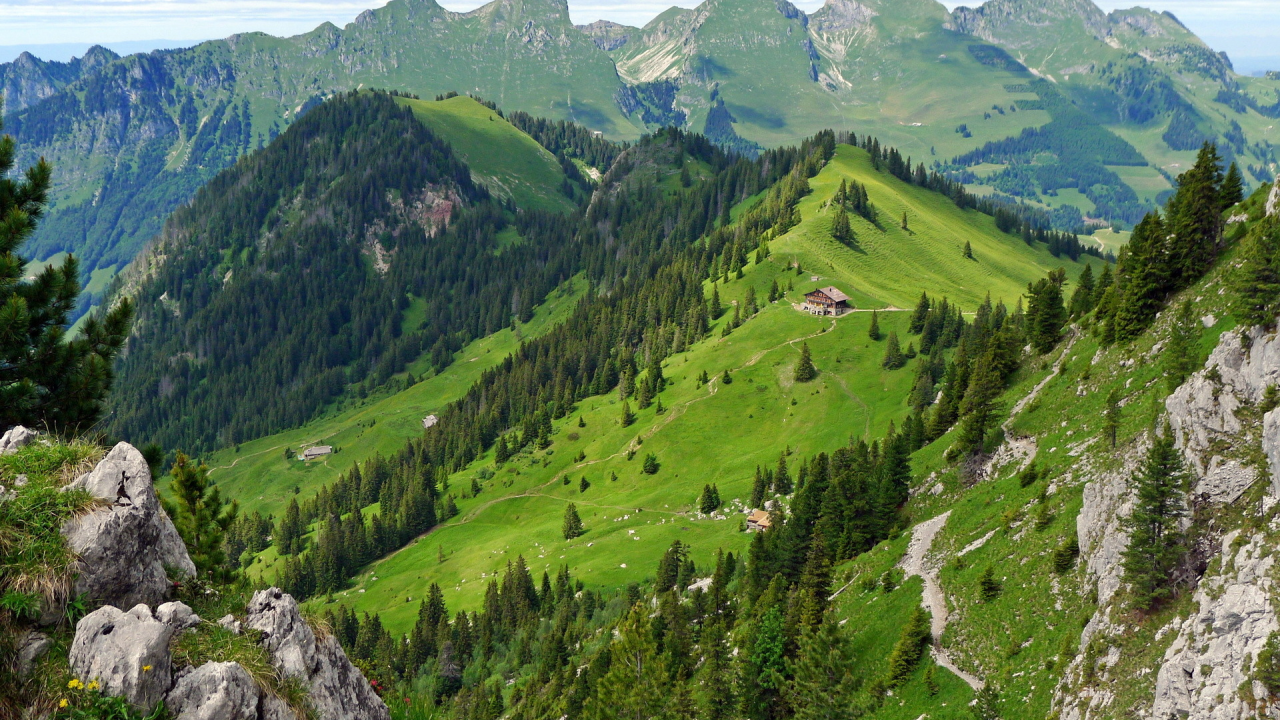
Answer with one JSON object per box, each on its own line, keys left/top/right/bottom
{"left": 246, "top": 588, "right": 390, "bottom": 720}
{"left": 165, "top": 662, "right": 260, "bottom": 720}
{"left": 157, "top": 601, "right": 201, "bottom": 631}
{"left": 0, "top": 425, "right": 37, "bottom": 455}
{"left": 70, "top": 604, "right": 174, "bottom": 713}
{"left": 1267, "top": 179, "right": 1279, "bottom": 217}
{"left": 15, "top": 631, "right": 51, "bottom": 678}
{"left": 217, "top": 614, "right": 243, "bottom": 635}
{"left": 61, "top": 443, "right": 195, "bottom": 611}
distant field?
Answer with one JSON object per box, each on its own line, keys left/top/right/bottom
{"left": 396, "top": 95, "right": 576, "bottom": 213}
{"left": 208, "top": 276, "right": 588, "bottom": 518}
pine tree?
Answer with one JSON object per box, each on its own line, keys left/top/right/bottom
{"left": 1114, "top": 213, "right": 1170, "bottom": 342}
{"left": 700, "top": 484, "right": 722, "bottom": 514}
{"left": 585, "top": 607, "right": 669, "bottom": 720}
{"left": 884, "top": 606, "right": 930, "bottom": 686}
{"left": 1026, "top": 269, "right": 1067, "bottom": 354}
{"left": 620, "top": 400, "right": 635, "bottom": 427}
{"left": 169, "top": 452, "right": 239, "bottom": 581}
{"left": 562, "top": 503, "right": 584, "bottom": 540}
{"left": 750, "top": 466, "right": 768, "bottom": 508}
{"left": 881, "top": 331, "right": 905, "bottom": 370}
{"left": 1221, "top": 162, "right": 1245, "bottom": 210}
{"left": 963, "top": 240, "right": 974, "bottom": 260}
{"left": 1167, "top": 142, "right": 1225, "bottom": 288}
{"left": 783, "top": 618, "right": 864, "bottom": 720}
{"left": 971, "top": 685, "right": 1002, "bottom": 720}
{"left": 1163, "top": 299, "right": 1199, "bottom": 392}
{"left": 831, "top": 206, "right": 853, "bottom": 245}
{"left": 277, "top": 497, "right": 304, "bottom": 555}
{"left": 1069, "top": 263, "right": 1096, "bottom": 317}
{"left": 956, "top": 360, "right": 1004, "bottom": 456}
{"left": 901, "top": 211, "right": 909, "bottom": 230}
{"left": 909, "top": 292, "right": 930, "bottom": 334}
{"left": 978, "top": 566, "right": 1001, "bottom": 602}
{"left": 1231, "top": 217, "right": 1280, "bottom": 328}
{"left": 868, "top": 310, "right": 882, "bottom": 341}
{"left": 579, "top": 476, "right": 591, "bottom": 493}
{"left": 1103, "top": 388, "right": 1122, "bottom": 449}
{"left": 1122, "top": 429, "right": 1189, "bottom": 611}
{"left": 794, "top": 342, "right": 817, "bottom": 382}
{"left": 710, "top": 283, "right": 722, "bottom": 319}
{"left": 0, "top": 120, "right": 134, "bottom": 431}
{"left": 774, "top": 453, "right": 793, "bottom": 495}
{"left": 643, "top": 453, "right": 660, "bottom": 475}
{"left": 721, "top": 369, "right": 733, "bottom": 385}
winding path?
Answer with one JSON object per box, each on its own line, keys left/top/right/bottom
{"left": 900, "top": 511, "right": 985, "bottom": 692}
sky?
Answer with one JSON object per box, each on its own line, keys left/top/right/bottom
{"left": 1, "top": 0, "right": 1276, "bottom": 73}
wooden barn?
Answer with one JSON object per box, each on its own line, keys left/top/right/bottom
{"left": 802, "top": 286, "right": 851, "bottom": 316}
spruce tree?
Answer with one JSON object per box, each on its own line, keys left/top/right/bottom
{"left": 169, "top": 453, "right": 239, "bottom": 581}
{"left": 1221, "top": 162, "right": 1245, "bottom": 210}
{"left": 1103, "top": 389, "right": 1122, "bottom": 449}
{"left": 783, "top": 618, "right": 864, "bottom": 720}
{"left": 963, "top": 240, "right": 974, "bottom": 260}
{"left": 881, "top": 331, "right": 905, "bottom": 369}
{"left": 277, "top": 497, "right": 304, "bottom": 556}
{"left": 1069, "top": 263, "right": 1096, "bottom": 317}
{"left": 956, "top": 360, "right": 1004, "bottom": 456}
{"left": 978, "top": 565, "right": 1001, "bottom": 601}
{"left": 1163, "top": 299, "right": 1199, "bottom": 392}
{"left": 0, "top": 120, "right": 134, "bottom": 431}
{"left": 1113, "top": 213, "right": 1171, "bottom": 342}
{"left": 884, "top": 606, "right": 931, "bottom": 686}
{"left": 831, "top": 206, "right": 853, "bottom": 245}
{"left": 562, "top": 503, "right": 584, "bottom": 540}
{"left": 621, "top": 400, "right": 635, "bottom": 427}
{"left": 643, "top": 453, "right": 660, "bottom": 475}
{"left": 1231, "top": 217, "right": 1280, "bottom": 328}
{"left": 868, "top": 310, "right": 882, "bottom": 341}
{"left": 1167, "top": 142, "right": 1225, "bottom": 288}
{"left": 794, "top": 342, "right": 817, "bottom": 382}
{"left": 1122, "top": 429, "right": 1188, "bottom": 611}
{"left": 1026, "top": 269, "right": 1067, "bottom": 354}
{"left": 909, "top": 292, "right": 930, "bottom": 334}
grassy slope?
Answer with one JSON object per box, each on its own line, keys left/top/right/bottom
{"left": 287, "top": 144, "right": 1098, "bottom": 634}
{"left": 207, "top": 277, "right": 587, "bottom": 518}
{"left": 773, "top": 145, "right": 1096, "bottom": 310}
{"left": 396, "top": 95, "right": 576, "bottom": 214}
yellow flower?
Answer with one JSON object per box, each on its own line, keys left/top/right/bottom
{"left": 67, "top": 679, "right": 82, "bottom": 689}
{"left": 142, "top": 665, "right": 152, "bottom": 672}
{"left": 59, "top": 699, "right": 68, "bottom": 708}
{"left": 87, "top": 680, "right": 99, "bottom": 691}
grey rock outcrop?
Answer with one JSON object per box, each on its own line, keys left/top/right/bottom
{"left": 1166, "top": 325, "right": 1280, "bottom": 493}
{"left": 165, "top": 662, "right": 261, "bottom": 720}
{"left": 15, "top": 630, "right": 51, "bottom": 677}
{"left": 157, "top": 601, "right": 201, "bottom": 631}
{"left": 61, "top": 442, "right": 195, "bottom": 611}
{"left": 1150, "top": 532, "right": 1278, "bottom": 720}
{"left": 218, "top": 614, "right": 243, "bottom": 635}
{"left": 1266, "top": 179, "right": 1279, "bottom": 217}
{"left": 0, "top": 425, "right": 37, "bottom": 455}
{"left": 246, "top": 588, "right": 391, "bottom": 720}
{"left": 70, "top": 604, "right": 175, "bottom": 713}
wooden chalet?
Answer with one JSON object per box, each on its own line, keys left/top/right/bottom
{"left": 746, "top": 509, "right": 773, "bottom": 532}
{"left": 802, "top": 286, "right": 851, "bottom": 316}
{"left": 302, "top": 445, "right": 332, "bottom": 461}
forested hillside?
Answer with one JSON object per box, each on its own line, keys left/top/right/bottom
{"left": 105, "top": 91, "right": 585, "bottom": 452}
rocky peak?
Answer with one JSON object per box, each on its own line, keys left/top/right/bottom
{"left": 949, "top": 0, "right": 1110, "bottom": 44}
{"left": 810, "top": 0, "right": 878, "bottom": 35}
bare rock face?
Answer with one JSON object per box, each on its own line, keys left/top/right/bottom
{"left": 70, "top": 604, "right": 175, "bottom": 713}
{"left": 1166, "top": 326, "right": 1280, "bottom": 494}
{"left": 246, "top": 588, "right": 391, "bottom": 720}
{"left": 61, "top": 443, "right": 195, "bottom": 610}
{"left": 157, "top": 601, "right": 201, "bottom": 631}
{"left": 1150, "top": 532, "right": 1278, "bottom": 720}
{"left": 1266, "top": 179, "right": 1279, "bottom": 217}
{"left": 0, "top": 425, "right": 38, "bottom": 455}
{"left": 15, "top": 630, "right": 51, "bottom": 677}
{"left": 165, "top": 662, "right": 261, "bottom": 720}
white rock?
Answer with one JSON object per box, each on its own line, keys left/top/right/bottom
{"left": 156, "top": 601, "right": 201, "bottom": 631}
{"left": 165, "top": 662, "right": 260, "bottom": 720}
{"left": 245, "top": 588, "right": 390, "bottom": 720}
{"left": 217, "top": 614, "right": 243, "bottom": 635}
{"left": 70, "top": 604, "right": 174, "bottom": 713}
{"left": 15, "top": 631, "right": 50, "bottom": 678}
{"left": 60, "top": 443, "right": 195, "bottom": 616}
{"left": 0, "top": 425, "right": 37, "bottom": 455}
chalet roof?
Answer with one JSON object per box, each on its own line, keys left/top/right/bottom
{"left": 747, "top": 509, "right": 772, "bottom": 527}
{"left": 806, "top": 286, "right": 849, "bottom": 303}
{"left": 303, "top": 445, "right": 332, "bottom": 458}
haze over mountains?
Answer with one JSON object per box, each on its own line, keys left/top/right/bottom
{"left": 0, "top": 0, "right": 1277, "bottom": 319}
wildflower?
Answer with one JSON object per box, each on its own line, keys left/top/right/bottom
{"left": 67, "top": 679, "right": 82, "bottom": 689}
{"left": 87, "top": 680, "right": 99, "bottom": 691}
{"left": 59, "top": 699, "right": 68, "bottom": 708}
{"left": 142, "top": 665, "right": 152, "bottom": 672}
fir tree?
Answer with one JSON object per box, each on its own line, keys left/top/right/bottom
{"left": 643, "top": 453, "right": 660, "bottom": 475}
{"left": 750, "top": 466, "right": 768, "bottom": 508}
{"left": 1026, "top": 269, "right": 1067, "bottom": 354}
{"left": 562, "top": 503, "right": 584, "bottom": 540}
{"left": 277, "top": 497, "right": 304, "bottom": 556}
{"left": 794, "top": 342, "right": 818, "bottom": 382}
{"left": 831, "top": 206, "right": 853, "bottom": 245}
{"left": 1231, "top": 217, "right": 1280, "bottom": 328}
{"left": 1167, "top": 142, "right": 1225, "bottom": 288}
{"left": 901, "top": 211, "right": 909, "bottom": 230}
{"left": 710, "top": 283, "right": 722, "bottom": 319}
{"left": 621, "top": 400, "right": 635, "bottom": 427}
{"left": 0, "top": 119, "right": 134, "bottom": 431}
{"left": 783, "top": 618, "right": 865, "bottom": 720}
{"left": 774, "top": 453, "right": 793, "bottom": 495}
{"left": 884, "top": 606, "right": 931, "bottom": 686}
{"left": 1163, "top": 299, "right": 1200, "bottom": 392}
{"left": 881, "top": 331, "right": 905, "bottom": 370}
{"left": 956, "top": 361, "right": 1005, "bottom": 456}
{"left": 579, "top": 476, "right": 591, "bottom": 493}
{"left": 1113, "top": 213, "right": 1170, "bottom": 342}
{"left": 1221, "top": 162, "right": 1245, "bottom": 209}
{"left": 721, "top": 369, "right": 733, "bottom": 385}
{"left": 1103, "top": 388, "right": 1122, "bottom": 449}
{"left": 963, "top": 240, "right": 974, "bottom": 260}
{"left": 978, "top": 566, "right": 1001, "bottom": 602}
{"left": 1069, "top": 263, "right": 1096, "bottom": 317}
{"left": 1122, "top": 429, "right": 1189, "bottom": 611}
{"left": 169, "top": 453, "right": 239, "bottom": 581}
{"left": 700, "top": 484, "right": 722, "bottom": 514}
{"left": 868, "top": 310, "right": 882, "bottom": 341}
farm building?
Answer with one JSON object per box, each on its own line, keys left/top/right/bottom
{"left": 802, "top": 286, "right": 851, "bottom": 316}
{"left": 423, "top": 414, "right": 439, "bottom": 429}
{"left": 302, "top": 445, "right": 332, "bottom": 461}
{"left": 746, "top": 509, "right": 772, "bottom": 532}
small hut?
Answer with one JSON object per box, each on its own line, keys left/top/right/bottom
{"left": 746, "top": 509, "right": 773, "bottom": 532}
{"left": 302, "top": 445, "right": 332, "bottom": 461}
{"left": 802, "top": 286, "right": 851, "bottom": 316}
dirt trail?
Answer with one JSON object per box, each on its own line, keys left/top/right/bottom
{"left": 1005, "top": 327, "right": 1078, "bottom": 431}
{"left": 900, "top": 511, "right": 985, "bottom": 692}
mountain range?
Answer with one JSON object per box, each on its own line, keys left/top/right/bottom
{"left": 1, "top": 0, "right": 1278, "bottom": 316}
